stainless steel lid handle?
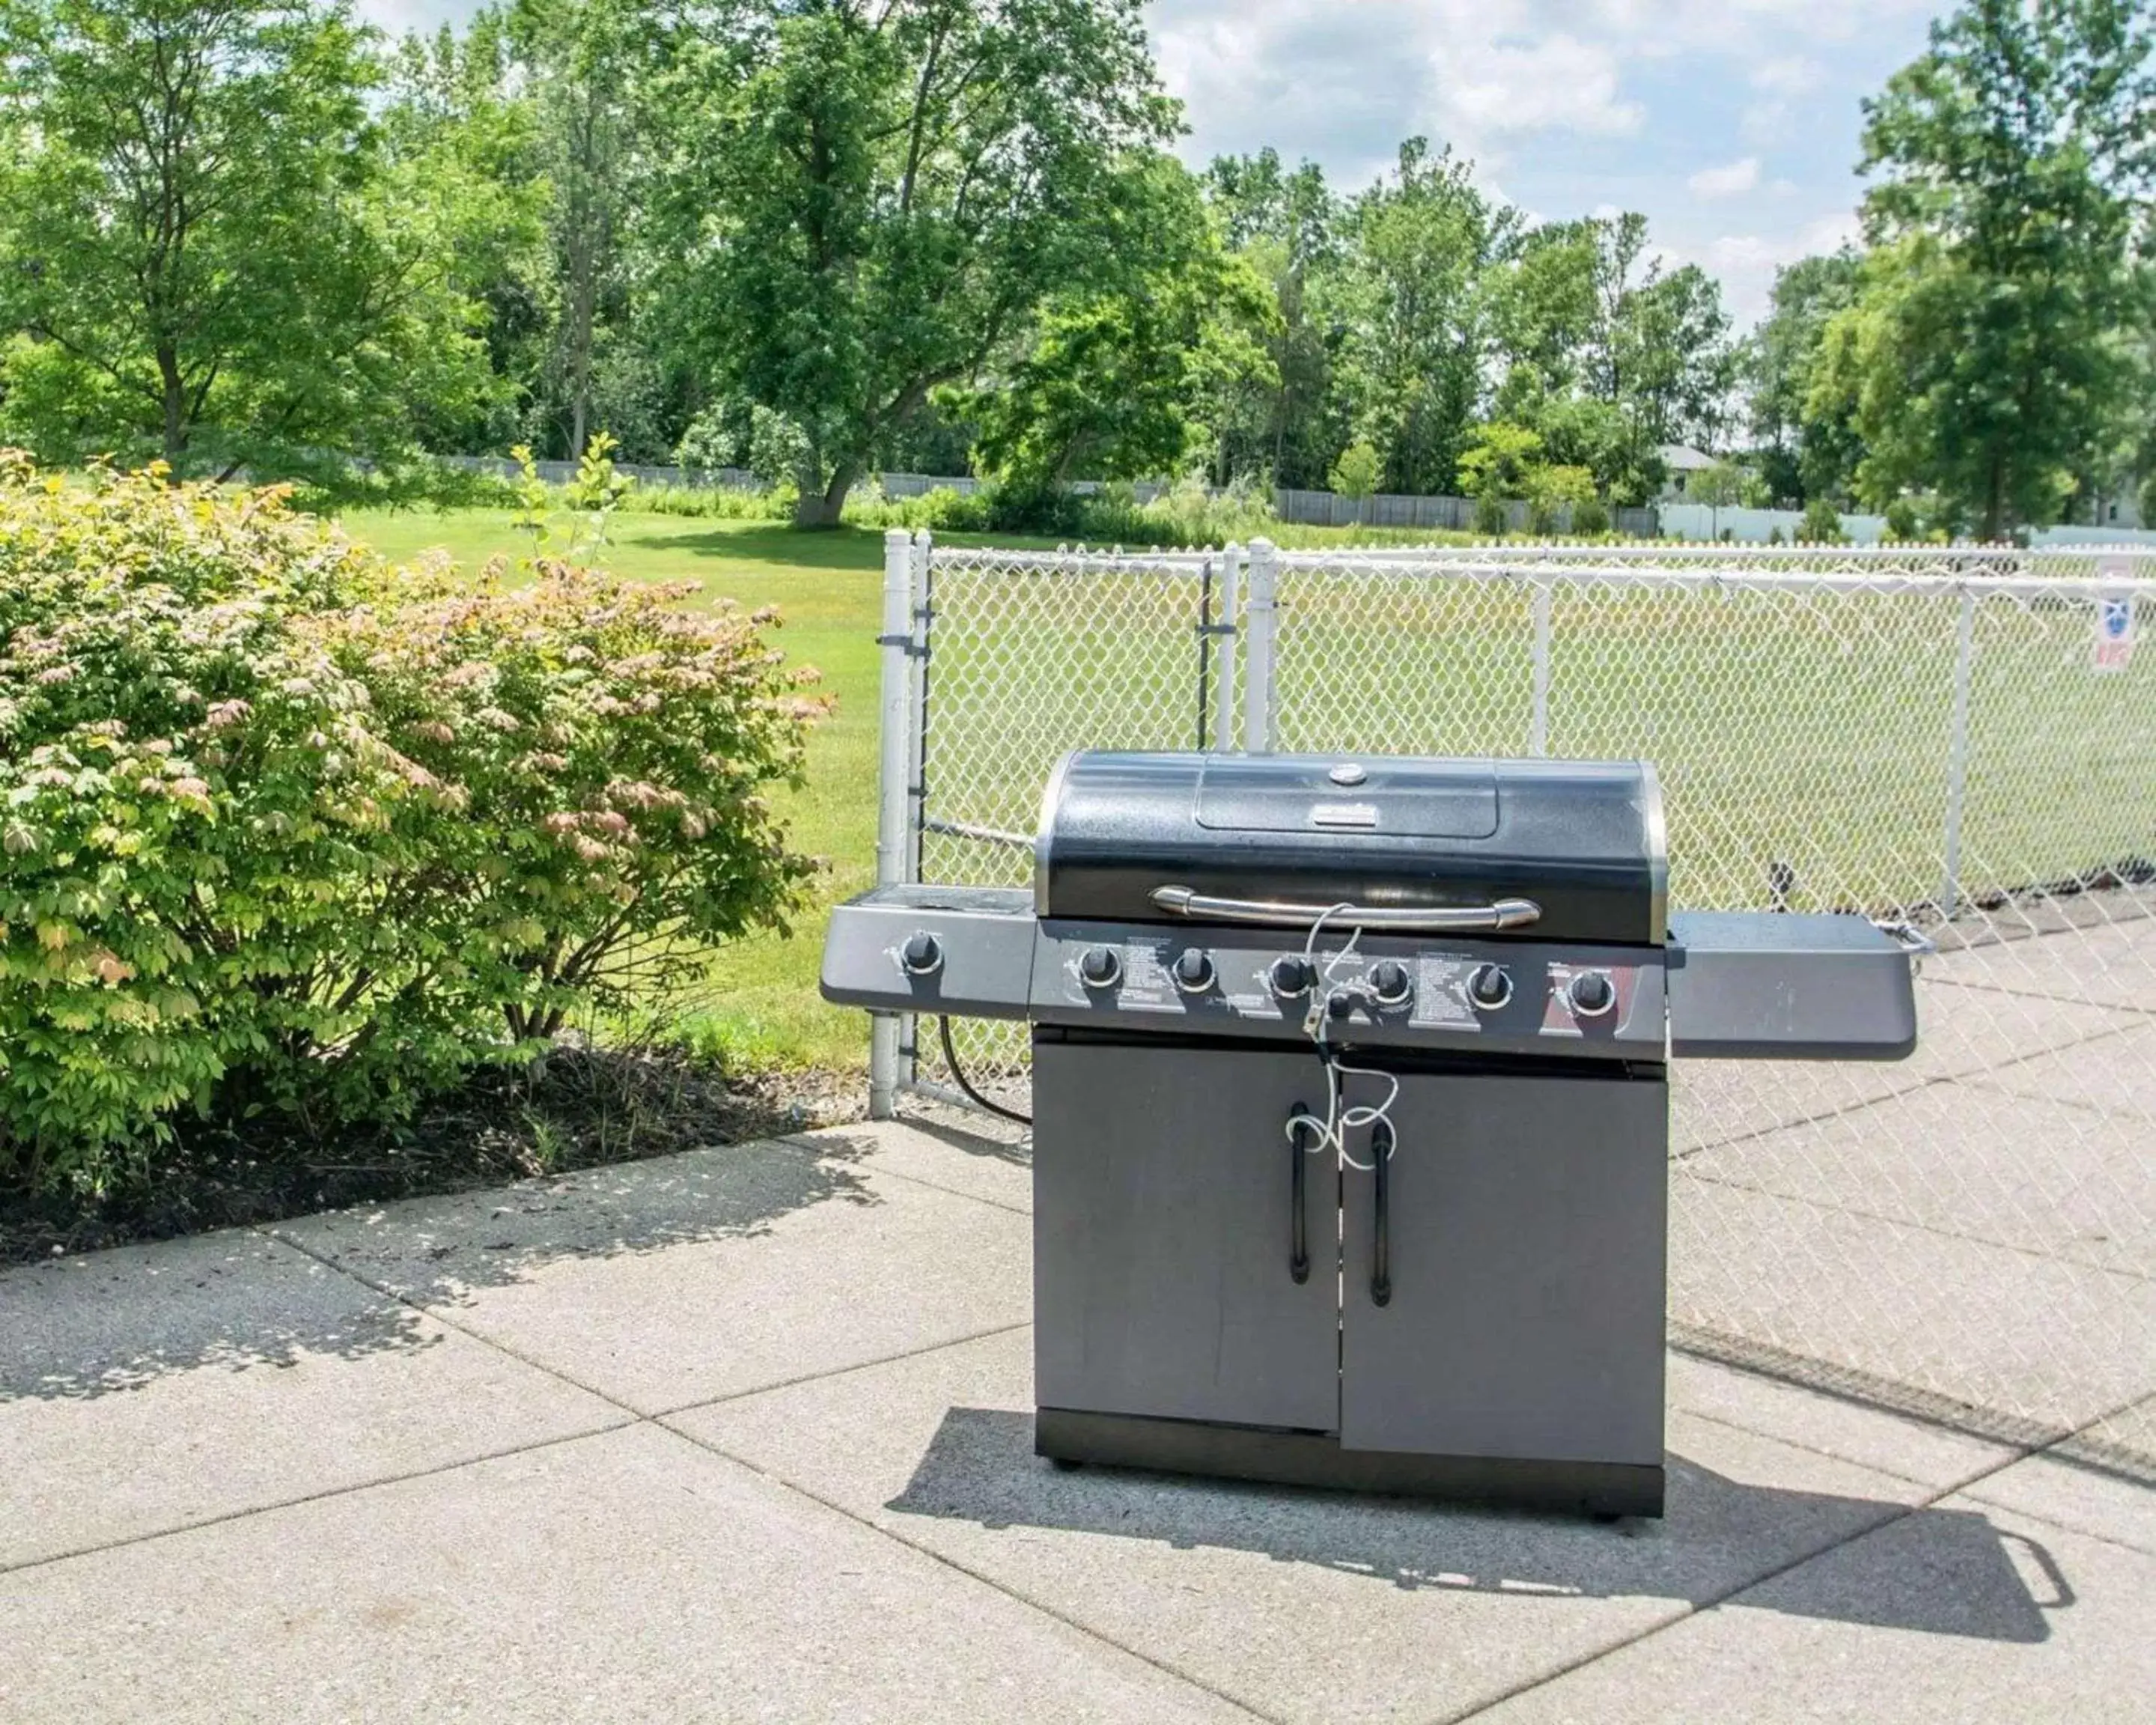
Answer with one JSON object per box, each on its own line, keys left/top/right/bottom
{"left": 1148, "top": 886, "right": 1542, "bottom": 933}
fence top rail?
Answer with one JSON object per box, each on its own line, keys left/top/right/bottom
{"left": 924, "top": 542, "right": 2156, "bottom": 599}
{"left": 928, "top": 545, "right": 1234, "bottom": 574}
{"left": 1270, "top": 559, "right": 2156, "bottom": 600}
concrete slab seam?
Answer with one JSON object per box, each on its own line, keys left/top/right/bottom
{"left": 776, "top": 1131, "right": 1035, "bottom": 1217}
{"left": 1922, "top": 975, "right": 2156, "bottom": 1013}
{"left": 1677, "top": 1164, "right": 2156, "bottom": 1283}
{"left": 257, "top": 1223, "right": 655, "bottom": 1420}
{"left": 644, "top": 1320, "right": 1035, "bottom": 1423}
{"left": 1668, "top": 1012, "right": 2152, "bottom": 1163}
{"left": 0, "top": 1418, "right": 636, "bottom": 1583}
{"left": 1439, "top": 1383, "right": 2155, "bottom": 1725}
{"left": 652, "top": 1414, "right": 1283, "bottom": 1725}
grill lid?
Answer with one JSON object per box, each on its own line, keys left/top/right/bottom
{"left": 1035, "top": 750, "right": 1667, "bottom": 946}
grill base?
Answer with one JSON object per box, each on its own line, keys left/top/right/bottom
{"left": 1034, "top": 1408, "right": 1665, "bottom": 1518}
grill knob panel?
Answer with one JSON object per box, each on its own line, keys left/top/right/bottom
{"left": 1368, "top": 959, "right": 1413, "bottom": 1008}
{"left": 1172, "top": 949, "right": 1216, "bottom": 995}
{"left": 900, "top": 932, "right": 943, "bottom": 977}
{"left": 1468, "top": 964, "right": 1512, "bottom": 1011}
{"left": 1078, "top": 946, "right": 1121, "bottom": 990}
{"left": 1568, "top": 970, "right": 1617, "bottom": 1018}
{"left": 1269, "top": 955, "right": 1315, "bottom": 998}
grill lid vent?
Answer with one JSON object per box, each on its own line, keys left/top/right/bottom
{"left": 1194, "top": 757, "right": 1499, "bottom": 839}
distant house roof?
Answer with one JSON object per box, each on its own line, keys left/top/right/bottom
{"left": 1657, "top": 443, "right": 1717, "bottom": 472}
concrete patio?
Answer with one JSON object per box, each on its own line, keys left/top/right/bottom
{"left": 5, "top": 1097, "right": 2152, "bottom": 1723}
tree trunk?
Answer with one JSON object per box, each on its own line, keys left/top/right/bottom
{"left": 794, "top": 460, "right": 859, "bottom": 528}
{"left": 157, "top": 344, "right": 187, "bottom": 466}
{"left": 1983, "top": 455, "right": 2005, "bottom": 544}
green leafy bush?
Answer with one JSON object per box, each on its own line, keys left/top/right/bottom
{"left": 1799, "top": 497, "right": 1846, "bottom": 544}
{"left": 1569, "top": 497, "right": 1611, "bottom": 537}
{"left": 1883, "top": 497, "right": 1922, "bottom": 541}
{"left": 0, "top": 454, "right": 821, "bottom": 1194}
{"left": 844, "top": 484, "right": 992, "bottom": 534}
{"left": 1473, "top": 491, "right": 1511, "bottom": 537}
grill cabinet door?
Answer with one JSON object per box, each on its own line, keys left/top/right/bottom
{"left": 1032, "top": 1037, "right": 1342, "bottom": 1433}
{"left": 1339, "top": 1068, "right": 1666, "bottom": 1465}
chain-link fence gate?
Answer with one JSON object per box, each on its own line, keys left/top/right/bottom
{"left": 870, "top": 529, "right": 2156, "bottom": 1475}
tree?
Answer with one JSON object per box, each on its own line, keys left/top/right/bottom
{"left": 1327, "top": 439, "right": 1381, "bottom": 499}
{"left": 0, "top": 0, "right": 510, "bottom": 473}
{"left": 377, "top": 13, "right": 551, "bottom": 459}
{"left": 1202, "top": 148, "right": 1342, "bottom": 487}
{"left": 1684, "top": 458, "right": 1748, "bottom": 538}
{"left": 650, "top": 0, "right": 1175, "bottom": 526}
{"left": 1746, "top": 250, "right": 1863, "bottom": 504}
{"left": 1813, "top": 0, "right": 2156, "bottom": 538}
{"left": 1489, "top": 213, "right": 1735, "bottom": 504}
{"left": 1526, "top": 463, "right": 1595, "bottom": 535}
{"left": 508, "top": 0, "right": 650, "bottom": 460}
{"left": 955, "top": 157, "right": 1277, "bottom": 494}
{"left": 1331, "top": 140, "right": 1512, "bottom": 495}
{"left": 1456, "top": 422, "right": 1543, "bottom": 499}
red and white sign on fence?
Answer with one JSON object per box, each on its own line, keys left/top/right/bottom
{"left": 2095, "top": 556, "right": 2138, "bottom": 673}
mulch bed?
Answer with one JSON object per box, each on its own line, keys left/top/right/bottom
{"left": 0, "top": 1050, "right": 862, "bottom": 1268}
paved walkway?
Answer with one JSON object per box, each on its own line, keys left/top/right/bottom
{"left": 4, "top": 1117, "right": 2152, "bottom": 1723}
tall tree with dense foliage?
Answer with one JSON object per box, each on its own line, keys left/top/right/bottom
{"left": 1746, "top": 251, "right": 1864, "bottom": 505}
{"left": 0, "top": 0, "right": 514, "bottom": 473}
{"left": 508, "top": 0, "right": 652, "bottom": 459}
{"left": 1815, "top": 0, "right": 2156, "bottom": 537}
{"left": 1332, "top": 140, "right": 1512, "bottom": 495}
{"left": 1202, "top": 147, "right": 1343, "bottom": 487}
{"left": 954, "top": 157, "right": 1276, "bottom": 495}
{"left": 650, "top": 0, "right": 1176, "bottom": 526}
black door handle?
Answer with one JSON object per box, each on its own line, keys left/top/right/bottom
{"left": 1370, "top": 1117, "right": 1393, "bottom": 1306}
{"left": 1286, "top": 1105, "right": 1316, "bottom": 1283}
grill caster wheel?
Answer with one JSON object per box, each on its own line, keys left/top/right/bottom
{"left": 1050, "top": 1457, "right": 1084, "bottom": 1472}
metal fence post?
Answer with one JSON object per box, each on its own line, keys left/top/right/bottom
{"left": 898, "top": 529, "right": 934, "bottom": 1092}
{"left": 869, "top": 528, "right": 915, "bottom": 1119}
{"left": 1242, "top": 537, "right": 1280, "bottom": 753}
{"left": 1212, "top": 543, "right": 1243, "bottom": 750}
{"left": 1937, "top": 584, "right": 1978, "bottom": 917}
{"left": 1528, "top": 583, "right": 1553, "bottom": 756}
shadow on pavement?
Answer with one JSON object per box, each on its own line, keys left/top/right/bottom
{"left": 4, "top": 1137, "right": 874, "bottom": 1404}
{"left": 889, "top": 1407, "right": 2065, "bottom": 1643}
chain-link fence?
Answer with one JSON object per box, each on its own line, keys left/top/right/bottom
{"left": 884, "top": 533, "right": 2156, "bottom": 1473}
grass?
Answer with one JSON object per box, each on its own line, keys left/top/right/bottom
{"left": 335, "top": 505, "right": 2156, "bottom": 1078}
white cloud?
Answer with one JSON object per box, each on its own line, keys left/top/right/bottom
{"left": 1438, "top": 27, "right": 1645, "bottom": 149}
{"left": 1687, "top": 156, "right": 1761, "bottom": 198}
{"left": 1690, "top": 212, "right": 1864, "bottom": 324}
{"left": 1751, "top": 55, "right": 1824, "bottom": 97}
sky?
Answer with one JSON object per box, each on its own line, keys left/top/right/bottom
{"left": 353, "top": 0, "right": 1952, "bottom": 328}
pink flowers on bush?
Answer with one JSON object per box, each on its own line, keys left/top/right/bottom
{"left": 0, "top": 454, "right": 823, "bottom": 1193}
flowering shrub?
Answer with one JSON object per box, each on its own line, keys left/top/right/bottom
{"left": 0, "top": 455, "right": 820, "bottom": 1194}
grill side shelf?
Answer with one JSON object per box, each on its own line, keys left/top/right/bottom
{"left": 1666, "top": 911, "right": 1919, "bottom": 1061}
{"left": 819, "top": 890, "right": 1039, "bottom": 1019}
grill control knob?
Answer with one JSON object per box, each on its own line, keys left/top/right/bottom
{"left": 1468, "top": 964, "right": 1512, "bottom": 1010}
{"left": 1367, "top": 960, "right": 1413, "bottom": 1008}
{"left": 1269, "top": 954, "right": 1315, "bottom": 998}
{"left": 901, "top": 932, "right": 943, "bottom": 977}
{"left": 1568, "top": 970, "right": 1617, "bottom": 1018}
{"left": 1078, "top": 946, "right": 1121, "bottom": 990}
{"left": 1172, "top": 949, "right": 1216, "bottom": 994}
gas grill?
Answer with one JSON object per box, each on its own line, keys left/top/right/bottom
{"left": 822, "top": 750, "right": 1921, "bottom": 1517}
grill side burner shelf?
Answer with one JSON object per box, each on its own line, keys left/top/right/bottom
{"left": 820, "top": 749, "right": 1921, "bottom": 1518}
